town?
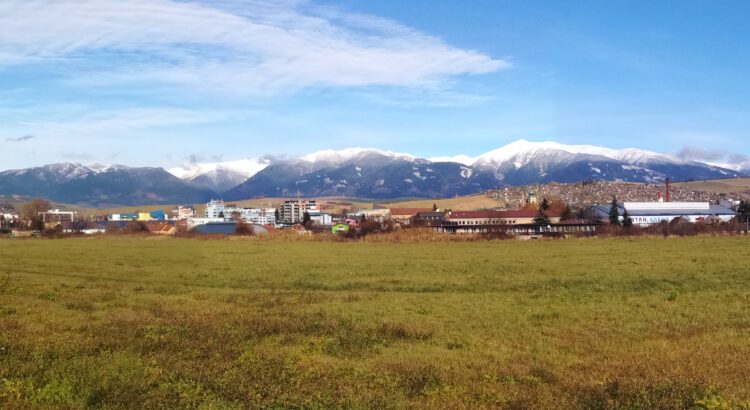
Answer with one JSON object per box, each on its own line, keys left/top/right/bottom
{"left": 2, "top": 180, "right": 747, "bottom": 239}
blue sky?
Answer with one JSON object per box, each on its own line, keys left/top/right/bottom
{"left": 1, "top": 0, "right": 749, "bottom": 170}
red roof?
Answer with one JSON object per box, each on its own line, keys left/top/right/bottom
{"left": 447, "top": 209, "right": 560, "bottom": 219}
{"left": 145, "top": 222, "right": 174, "bottom": 233}
{"left": 447, "top": 210, "right": 505, "bottom": 219}
{"left": 389, "top": 208, "right": 433, "bottom": 216}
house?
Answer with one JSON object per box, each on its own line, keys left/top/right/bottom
{"left": 332, "top": 223, "right": 350, "bottom": 234}
{"left": 145, "top": 222, "right": 176, "bottom": 235}
{"left": 38, "top": 209, "right": 76, "bottom": 225}
{"left": 389, "top": 208, "right": 433, "bottom": 226}
{"left": 412, "top": 211, "right": 446, "bottom": 226}
{"left": 586, "top": 202, "right": 736, "bottom": 227}
{"left": 352, "top": 209, "right": 391, "bottom": 222}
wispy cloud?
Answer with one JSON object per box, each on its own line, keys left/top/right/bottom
{"left": 15, "top": 107, "right": 244, "bottom": 134}
{"left": 4, "top": 134, "right": 35, "bottom": 142}
{"left": 0, "top": 0, "right": 507, "bottom": 96}
{"left": 678, "top": 145, "right": 750, "bottom": 170}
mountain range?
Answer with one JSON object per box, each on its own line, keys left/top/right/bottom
{"left": 1, "top": 140, "right": 746, "bottom": 206}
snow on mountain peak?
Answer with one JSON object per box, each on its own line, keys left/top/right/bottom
{"left": 468, "top": 139, "right": 679, "bottom": 167}
{"left": 168, "top": 158, "right": 271, "bottom": 180}
{"left": 300, "top": 147, "right": 415, "bottom": 164}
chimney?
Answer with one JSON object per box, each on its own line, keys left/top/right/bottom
{"left": 665, "top": 178, "right": 671, "bottom": 202}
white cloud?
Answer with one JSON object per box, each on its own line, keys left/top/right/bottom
{"left": 0, "top": 0, "right": 507, "bottom": 95}
{"left": 12, "top": 107, "right": 242, "bottom": 134}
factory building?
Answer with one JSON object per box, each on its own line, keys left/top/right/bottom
{"left": 586, "top": 202, "right": 736, "bottom": 227}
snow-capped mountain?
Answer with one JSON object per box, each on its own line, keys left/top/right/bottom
{"left": 224, "top": 140, "right": 744, "bottom": 198}
{"left": 0, "top": 163, "right": 215, "bottom": 206}
{"left": 0, "top": 140, "right": 745, "bottom": 205}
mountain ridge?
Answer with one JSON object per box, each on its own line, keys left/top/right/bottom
{"left": 0, "top": 140, "right": 746, "bottom": 205}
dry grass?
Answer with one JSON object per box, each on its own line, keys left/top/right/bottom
{"left": 1, "top": 236, "right": 749, "bottom": 409}
{"left": 674, "top": 177, "right": 750, "bottom": 194}
{"left": 381, "top": 193, "right": 503, "bottom": 210}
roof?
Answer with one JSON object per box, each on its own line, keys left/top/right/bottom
{"left": 414, "top": 211, "right": 445, "bottom": 218}
{"left": 145, "top": 222, "right": 174, "bottom": 233}
{"left": 389, "top": 208, "right": 432, "bottom": 216}
{"left": 447, "top": 209, "right": 560, "bottom": 219}
{"left": 556, "top": 219, "right": 604, "bottom": 226}
{"left": 588, "top": 203, "right": 735, "bottom": 217}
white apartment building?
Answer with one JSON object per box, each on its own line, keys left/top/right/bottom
{"left": 279, "top": 200, "right": 319, "bottom": 224}
{"left": 205, "top": 200, "right": 225, "bottom": 218}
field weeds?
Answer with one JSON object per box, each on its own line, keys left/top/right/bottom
{"left": 0, "top": 236, "right": 749, "bottom": 408}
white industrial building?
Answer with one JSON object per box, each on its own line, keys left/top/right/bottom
{"left": 587, "top": 202, "right": 736, "bottom": 227}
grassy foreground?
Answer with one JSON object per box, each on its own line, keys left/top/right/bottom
{"left": 1, "top": 236, "right": 749, "bottom": 409}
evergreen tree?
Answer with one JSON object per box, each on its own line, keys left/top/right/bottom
{"left": 432, "top": 203, "right": 438, "bottom": 212}
{"left": 302, "top": 211, "right": 311, "bottom": 226}
{"left": 738, "top": 200, "right": 749, "bottom": 225}
{"left": 274, "top": 208, "right": 280, "bottom": 223}
{"left": 533, "top": 199, "right": 550, "bottom": 225}
{"left": 540, "top": 198, "right": 550, "bottom": 212}
{"left": 609, "top": 197, "right": 621, "bottom": 226}
{"left": 622, "top": 209, "right": 633, "bottom": 228}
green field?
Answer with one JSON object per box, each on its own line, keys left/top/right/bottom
{"left": 1, "top": 236, "right": 749, "bottom": 409}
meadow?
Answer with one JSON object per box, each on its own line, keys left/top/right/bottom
{"left": 1, "top": 236, "right": 749, "bottom": 409}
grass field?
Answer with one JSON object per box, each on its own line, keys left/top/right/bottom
{"left": 675, "top": 177, "right": 750, "bottom": 195}
{"left": 1, "top": 236, "right": 749, "bottom": 409}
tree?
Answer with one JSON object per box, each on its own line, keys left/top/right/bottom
{"left": 622, "top": 209, "right": 633, "bottom": 228}
{"left": 608, "top": 197, "right": 621, "bottom": 226}
{"left": 22, "top": 198, "right": 51, "bottom": 231}
{"left": 533, "top": 199, "right": 550, "bottom": 226}
{"left": 218, "top": 211, "right": 225, "bottom": 219}
{"left": 432, "top": 203, "right": 438, "bottom": 212}
{"left": 540, "top": 198, "right": 550, "bottom": 212}
{"left": 234, "top": 220, "right": 253, "bottom": 235}
{"left": 302, "top": 211, "right": 311, "bottom": 227}
{"left": 274, "top": 208, "right": 280, "bottom": 223}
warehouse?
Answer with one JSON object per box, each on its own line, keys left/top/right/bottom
{"left": 586, "top": 202, "right": 736, "bottom": 227}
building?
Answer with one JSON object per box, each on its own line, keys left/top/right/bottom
{"left": 586, "top": 202, "right": 736, "bottom": 227}
{"left": 332, "top": 223, "right": 350, "bottom": 234}
{"left": 205, "top": 199, "right": 225, "bottom": 218}
{"left": 137, "top": 210, "right": 166, "bottom": 221}
{"left": 389, "top": 208, "right": 433, "bottom": 226}
{"left": 145, "top": 222, "right": 176, "bottom": 235}
{"left": 38, "top": 209, "right": 76, "bottom": 225}
{"left": 108, "top": 213, "right": 137, "bottom": 221}
{"left": 444, "top": 210, "right": 561, "bottom": 227}
{"left": 224, "top": 206, "right": 277, "bottom": 225}
{"left": 187, "top": 217, "right": 225, "bottom": 230}
{"left": 412, "top": 211, "right": 446, "bottom": 226}
{"left": 173, "top": 206, "right": 196, "bottom": 220}
{"left": 279, "top": 200, "right": 319, "bottom": 225}
{"left": 352, "top": 209, "right": 392, "bottom": 222}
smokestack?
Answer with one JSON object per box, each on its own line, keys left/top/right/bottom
{"left": 665, "top": 178, "right": 671, "bottom": 202}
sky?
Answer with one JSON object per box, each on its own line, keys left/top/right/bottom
{"left": 1, "top": 0, "right": 749, "bottom": 171}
